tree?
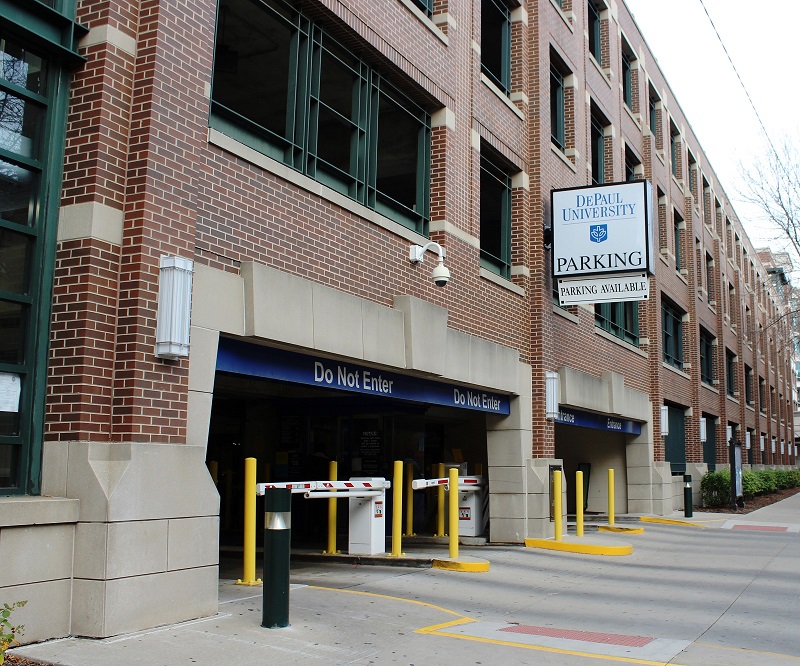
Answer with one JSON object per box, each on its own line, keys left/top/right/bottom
{"left": 739, "top": 136, "right": 800, "bottom": 264}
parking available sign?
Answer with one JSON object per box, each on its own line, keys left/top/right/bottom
{"left": 551, "top": 180, "right": 655, "bottom": 306}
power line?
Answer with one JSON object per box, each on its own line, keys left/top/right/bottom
{"left": 696, "top": 0, "right": 779, "bottom": 157}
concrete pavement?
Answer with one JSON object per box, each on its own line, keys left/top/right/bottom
{"left": 10, "top": 494, "right": 800, "bottom": 666}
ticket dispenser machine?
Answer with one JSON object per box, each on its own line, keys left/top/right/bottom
{"left": 348, "top": 477, "right": 386, "bottom": 555}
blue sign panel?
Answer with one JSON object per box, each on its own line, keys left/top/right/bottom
{"left": 216, "top": 338, "right": 511, "bottom": 415}
{"left": 554, "top": 407, "right": 641, "bottom": 435}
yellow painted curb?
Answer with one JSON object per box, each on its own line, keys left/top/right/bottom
{"left": 639, "top": 516, "right": 705, "bottom": 528}
{"left": 524, "top": 538, "right": 632, "bottom": 556}
{"left": 598, "top": 525, "right": 644, "bottom": 535}
{"left": 431, "top": 558, "right": 490, "bottom": 572}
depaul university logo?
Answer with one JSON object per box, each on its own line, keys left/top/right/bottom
{"left": 590, "top": 224, "right": 608, "bottom": 243}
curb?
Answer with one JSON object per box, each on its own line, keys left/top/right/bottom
{"left": 597, "top": 525, "right": 644, "bottom": 535}
{"left": 431, "top": 557, "right": 491, "bottom": 572}
{"left": 524, "top": 537, "right": 633, "bottom": 556}
{"left": 639, "top": 516, "right": 705, "bottom": 528}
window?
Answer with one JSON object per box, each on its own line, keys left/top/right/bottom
{"left": 699, "top": 329, "right": 715, "bottom": 385}
{"left": 590, "top": 107, "right": 608, "bottom": 185}
{"left": 621, "top": 41, "right": 634, "bottom": 110}
{"left": 211, "top": 0, "right": 431, "bottom": 234}
{"left": 662, "top": 298, "right": 684, "bottom": 369}
{"left": 745, "top": 365, "right": 753, "bottom": 404}
{"left": 624, "top": 146, "right": 640, "bottom": 182}
{"left": 687, "top": 152, "right": 697, "bottom": 198}
{"left": 411, "top": 0, "right": 433, "bottom": 17}
{"left": 550, "top": 57, "right": 566, "bottom": 151}
{"left": 587, "top": 1, "right": 603, "bottom": 66}
{"left": 705, "top": 253, "right": 715, "bottom": 301}
{"left": 670, "top": 121, "right": 680, "bottom": 178}
{"left": 480, "top": 145, "right": 513, "bottom": 279}
{"left": 595, "top": 302, "right": 639, "bottom": 345}
{"left": 725, "top": 349, "right": 736, "bottom": 397}
{"left": 759, "top": 377, "right": 766, "bottom": 412}
{"left": 648, "top": 84, "right": 660, "bottom": 143}
{"left": 482, "top": 0, "right": 512, "bottom": 95}
{"left": 673, "top": 209, "right": 683, "bottom": 270}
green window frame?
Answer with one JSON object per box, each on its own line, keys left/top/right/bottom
{"left": 0, "top": 2, "right": 84, "bottom": 494}
{"left": 479, "top": 148, "right": 513, "bottom": 280}
{"left": 673, "top": 210, "right": 682, "bottom": 270}
{"left": 699, "top": 329, "right": 714, "bottom": 385}
{"left": 725, "top": 349, "right": 736, "bottom": 397}
{"left": 550, "top": 62, "right": 565, "bottom": 151}
{"left": 481, "top": 0, "right": 512, "bottom": 95}
{"left": 590, "top": 113, "right": 604, "bottom": 185}
{"left": 621, "top": 48, "right": 632, "bottom": 109}
{"left": 744, "top": 365, "right": 753, "bottom": 404}
{"left": 587, "top": 0, "right": 602, "bottom": 66}
{"left": 624, "top": 146, "right": 640, "bottom": 182}
{"left": 662, "top": 298, "right": 683, "bottom": 369}
{"left": 410, "top": 0, "right": 433, "bottom": 17}
{"left": 210, "top": 0, "right": 431, "bottom": 235}
{"left": 670, "top": 127, "right": 680, "bottom": 177}
{"left": 648, "top": 88, "right": 658, "bottom": 133}
{"left": 595, "top": 301, "right": 639, "bottom": 346}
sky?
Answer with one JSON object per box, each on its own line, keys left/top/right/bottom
{"left": 624, "top": 0, "right": 800, "bottom": 256}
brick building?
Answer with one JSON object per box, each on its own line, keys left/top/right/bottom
{"left": 1, "top": 0, "right": 795, "bottom": 643}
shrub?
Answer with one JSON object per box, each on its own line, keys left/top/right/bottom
{"left": 0, "top": 600, "right": 27, "bottom": 665}
{"left": 701, "top": 468, "right": 800, "bottom": 507}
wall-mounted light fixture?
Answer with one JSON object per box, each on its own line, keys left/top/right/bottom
{"left": 780, "top": 440, "right": 785, "bottom": 454}
{"left": 760, "top": 435, "right": 765, "bottom": 452}
{"left": 545, "top": 371, "right": 560, "bottom": 420}
{"left": 745, "top": 431, "right": 751, "bottom": 449}
{"left": 660, "top": 405, "right": 669, "bottom": 435}
{"left": 699, "top": 417, "right": 707, "bottom": 443}
{"left": 726, "top": 425, "right": 733, "bottom": 442}
{"left": 155, "top": 255, "right": 194, "bottom": 359}
{"left": 771, "top": 437, "right": 776, "bottom": 454}
{"left": 409, "top": 242, "right": 450, "bottom": 287}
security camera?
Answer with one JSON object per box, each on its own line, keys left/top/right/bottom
{"left": 432, "top": 262, "right": 450, "bottom": 287}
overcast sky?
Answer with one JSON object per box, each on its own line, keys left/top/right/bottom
{"left": 624, "top": 0, "right": 800, "bottom": 254}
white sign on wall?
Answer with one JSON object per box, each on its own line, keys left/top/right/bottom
{"left": 552, "top": 180, "right": 655, "bottom": 278}
{"left": 558, "top": 273, "right": 649, "bottom": 306}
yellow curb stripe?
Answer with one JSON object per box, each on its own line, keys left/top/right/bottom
{"left": 306, "top": 585, "right": 467, "bottom": 617}
{"left": 431, "top": 558, "right": 490, "bottom": 572}
{"left": 416, "top": 617, "right": 476, "bottom": 634}
{"left": 423, "top": 629, "right": 681, "bottom": 665}
{"left": 598, "top": 525, "right": 645, "bottom": 534}
{"left": 693, "top": 641, "right": 800, "bottom": 662}
{"left": 639, "top": 516, "right": 705, "bottom": 528}
{"left": 525, "top": 538, "right": 632, "bottom": 556}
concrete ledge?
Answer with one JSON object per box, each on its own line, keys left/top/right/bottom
{"left": 0, "top": 496, "right": 80, "bottom": 528}
{"left": 639, "top": 516, "right": 705, "bottom": 528}
{"left": 525, "top": 536, "right": 633, "bottom": 556}
{"left": 431, "top": 557, "right": 490, "bottom": 573}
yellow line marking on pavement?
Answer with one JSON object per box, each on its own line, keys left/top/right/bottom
{"left": 639, "top": 516, "right": 705, "bottom": 528}
{"left": 307, "top": 585, "right": 681, "bottom": 665}
{"left": 598, "top": 525, "right": 645, "bottom": 534}
{"left": 307, "top": 585, "right": 467, "bottom": 617}
{"left": 419, "top": 630, "right": 683, "bottom": 665}
{"left": 694, "top": 641, "right": 800, "bottom": 662}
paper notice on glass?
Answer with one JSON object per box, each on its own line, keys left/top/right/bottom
{"left": 0, "top": 373, "right": 21, "bottom": 412}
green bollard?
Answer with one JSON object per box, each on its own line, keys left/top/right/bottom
{"left": 262, "top": 487, "right": 291, "bottom": 629}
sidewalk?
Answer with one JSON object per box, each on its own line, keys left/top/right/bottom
{"left": 662, "top": 489, "right": 800, "bottom": 531}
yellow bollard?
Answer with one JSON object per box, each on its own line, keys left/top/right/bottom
{"left": 576, "top": 470, "right": 584, "bottom": 537}
{"left": 324, "top": 460, "right": 339, "bottom": 554}
{"left": 389, "top": 460, "right": 404, "bottom": 557}
{"left": 436, "top": 463, "right": 446, "bottom": 537}
{"left": 553, "top": 469, "right": 563, "bottom": 542}
{"left": 208, "top": 460, "right": 219, "bottom": 485}
{"left": 237, "top": 457, "right": 261, "bottom": 585}
{"left": 608, "top": 468, "right": 615, "bottom": 526}
{"left": 404, "top": 462, "right": 415, "bottom": 536}
{"left": 449, "top": 467, "right": 459, "bottom": 559}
